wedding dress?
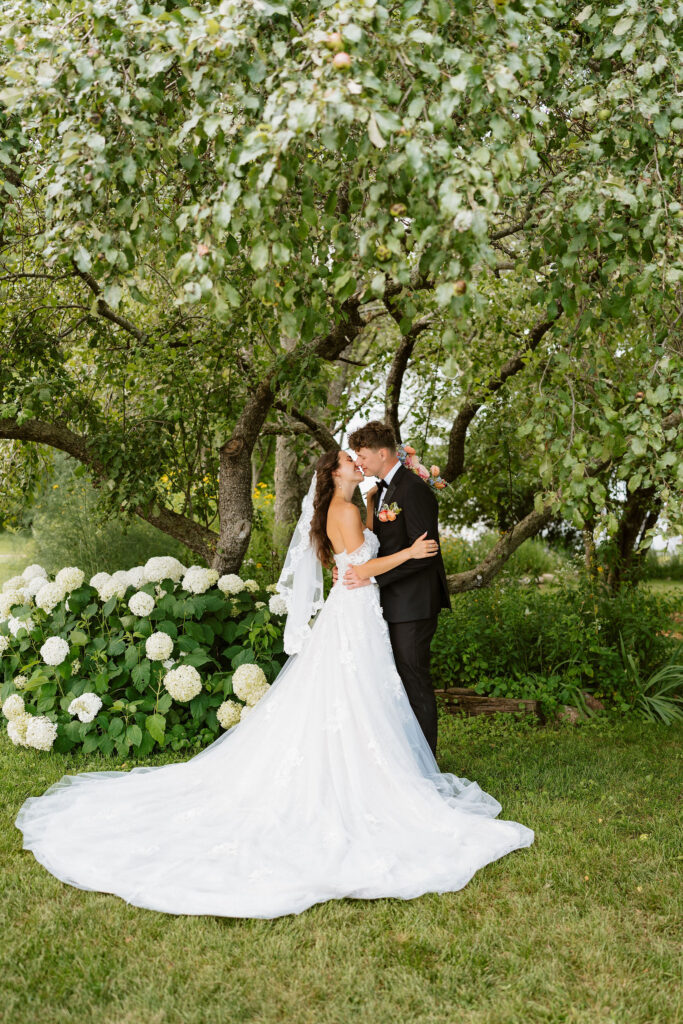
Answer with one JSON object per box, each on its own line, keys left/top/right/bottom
{"left": 15, "top": 528, "right": 534, "bottom": 919}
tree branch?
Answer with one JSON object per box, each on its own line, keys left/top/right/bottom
{"left": 272, "top": 402, "right": 339, "bottom": 452}
{"left": 383, "top": 312, "right": 434, "bottom": 441}
{"left": 446, "top": 504, "right": 554, "bottom": 593}
{"left": 72, "top": 265, "right": 147, "bottom": 342}
{"left": 443, "top": 306, "right": 563, "bottom": 481}
{"left": 0, "top": 415, "right": 217, "bottom": 559}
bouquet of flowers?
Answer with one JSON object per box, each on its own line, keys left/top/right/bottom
{"left": 397, "top": 444, "right": 447, "bottom": 491}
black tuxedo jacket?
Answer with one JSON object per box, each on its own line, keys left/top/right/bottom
{"left": 372, "top": 464, "right": 451, "bottom": 623}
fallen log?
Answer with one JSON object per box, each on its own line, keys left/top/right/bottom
{"left": 433, "top": 687, "right": 545, "bottom": 722}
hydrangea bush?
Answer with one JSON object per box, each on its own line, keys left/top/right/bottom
{"left": 0, "top": 556, "right": 288, "bottom": 756}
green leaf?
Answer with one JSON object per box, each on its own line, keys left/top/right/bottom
{"left": 249, "top": 241, "right": 268, "bottom": 271}
{"left": 145, "top": 714, "right": 166, "bottom": 744}
{"left": 127, "top": 723, "right": 143, "bottom": 747}
{"left": 82, "top": 732, "right": 100, "bottom": 754}
{"left": 124, "top": 644, "right": 140, "bottom": 669}
{"left": 131, "top": 660, "right": 151, "bottom": 691}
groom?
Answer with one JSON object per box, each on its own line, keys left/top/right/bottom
{"left": 342, "top": 420, "right": 451, "bottom": 756}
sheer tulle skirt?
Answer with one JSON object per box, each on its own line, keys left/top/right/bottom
{"left": 15, "top": 567, "right": 534, "bottom": 918}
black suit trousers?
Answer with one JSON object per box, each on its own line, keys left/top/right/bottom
{"left": 388, "top": 615, "right": 439, "bottom": 757}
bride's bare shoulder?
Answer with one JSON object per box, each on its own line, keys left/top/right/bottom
{"left": 327, "top": 500, "right": 362, "bottom": 527}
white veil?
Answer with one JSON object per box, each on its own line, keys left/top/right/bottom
{"left": 275, "top": 472, "right": 324, "bottom": 656}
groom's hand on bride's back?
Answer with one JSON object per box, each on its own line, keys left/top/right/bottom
{"left": 343, "top": 566, "right": 371, "bottom": 589}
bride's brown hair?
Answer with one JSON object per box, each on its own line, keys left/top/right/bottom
{"left": 309, "top": 450, "right": 342, "bottom": 568}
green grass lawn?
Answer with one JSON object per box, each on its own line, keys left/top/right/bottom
{"left": 0, "top": 531, "right": 36, "bottom": 587}
{"left": 1, "top": 712, "right": 681, "bottom": 1024}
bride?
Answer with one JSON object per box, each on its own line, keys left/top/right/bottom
{"left": 15, "top": 449, "right": 534, "bottom": 919}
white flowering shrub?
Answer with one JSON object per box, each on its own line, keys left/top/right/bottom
{"left": 21, "top": 564, "right": 48, "bottom": 582}
{"left": 40, "top": 636, "right": 70, "bottom": 666}
{"left": 268, "top": 594, "right": 288, "bottom": 616}
{"left": 2, "top": 693, "right": 25, "bottom": 720}
{"left": 55, "top": 567, "right": 85, "bottom": 593}
{"left": 25, "top": 716, "right": 59, "bottom": 751}
{"left": 128, "top": 591, "right": 156, "bottom": 618}
{"left": 1, "top": 553, "right": 286, "bottom": 756}
{"left": 217, "top": 574, "right": 245, "bottom": 595}
{"left": 145, "top": 631, "right": 174, "bottom": 661}
{"left": 216, "top": 699, "right": 242, "bottom": 730}
{"left": 232, "top": 663, "right": 270, "bottom": 706}
{"left": 163, "top": 664, "right": 202, "bottom": 702}
{"left": 67, "top": 692, "right": 103, "bottom": 723}
{"left": 181, "top": 566, "right": 212, "bottom": 595}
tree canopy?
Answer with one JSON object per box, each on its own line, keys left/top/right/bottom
{"left": 0, "top": 0, "right": 681, "bottom": 582}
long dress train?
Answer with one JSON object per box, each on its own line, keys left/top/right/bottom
{"left": 15, "top": 529, "right": 534, "bottom": 918}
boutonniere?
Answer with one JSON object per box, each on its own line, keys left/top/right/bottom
{"left": 378, "top": 501, "right": 402, "bottom": 523}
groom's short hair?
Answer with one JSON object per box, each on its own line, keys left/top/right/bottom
{"left": 348, "top": 420, "right": 397, "bottom": 453}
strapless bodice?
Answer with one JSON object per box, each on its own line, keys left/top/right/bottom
{"left": 332, "top": 527, "right": 379, "bottom": 577}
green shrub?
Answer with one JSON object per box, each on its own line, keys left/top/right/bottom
{"left": 0, "top": 560, "right": 287, "bottom": 757}
{"left": 440, "top": 531, "right": 566, "bottom": 579}
{"left": 639, "top": 549, "right": 683, "bottom": 581}
{"left": 432, "top": 576, "right": 679, "bottom": 715}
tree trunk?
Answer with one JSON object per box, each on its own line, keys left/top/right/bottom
{"left": 213, "top": 379, "right": 275, "bottom": 573}
{"left": 606, "top": 486, "right": 658, "bottom": 592}
{"left": 273, "top": 434, "right": 306, "bottom": 555}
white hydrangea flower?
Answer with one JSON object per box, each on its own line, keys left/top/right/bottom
{"left": 21, "top": 564, "right": 48, "bottom": 582}
{"left": 2, "top": 575, "right": 25, "bottom": 593}
{"left": 144, "top": 556, "right": 185, "bottom": 583}
{"left": 255, "top": 601, "right": 265, "bottom": 609}
{"left": 268, "top": 594, "right": 288, "bottom": 616}
{"left": 8, "top": 615, "right": 35, "bottom": 637}
{"left": 128, "top": 591, "right": 156, "bottom": 617}
{"left": 163, "top": 664, "right": 202, "bottom": 702}
{"left": 24, "top": 575, "right": 47, "bottom": 598}
{"left": 265, "top": 584, "right": 278, "bottom": 594}
{"left": 55, "top": 566, "right": 85, "bottom": 593}
{"left": 216, "top": 699, "right": 242, "bottom": 730}
{"left": 89, "top": 571, "right": 111, "bottom": 590}
{"left": 243, "top": 579, "right": 259, "bottom": 593}
{"left": 217, "top": 573, "right": 245, "bottom": 595}
{"left": 40, "top": 636, "right": 70, "bottom": 666}
{"left": 145, "top": 631, "right": 174, "bottom": 661}
{"left": 97, "top": 577, "right": 128, "bottom": 602}
{"left": 2, "top": 693, "right": 25, "bottom": 720}
{"left": 162, "top": 658, "right": 176, "bottom": 669}
{"left": 0, "top": 589, "right": 25, "bottom": 619}
{"left": 68, "top": 692, "right": 103, "bottom": 723}
{"left": 0, "top": 636, "right": 10, "bottom": 654}
{"left": 13, "top": 674, "right": 28, "bottom": 690}
{"left": 181, "top": 566, "right": 212, "bottom": 594}
{"left": 25, "top": 715, "right": 58, "bottom": 751}
{"left": 35, "top": 581, "right": 66, "bottom": 614}
{"left": 154, "top": 585, "right": 168, "bottom": 599}
{"left": 240, "top": 704, "right": 254, "bottom": 721}
{"left": 232, "top": 663, "right": 270, "bottom": 706}
{"left": 7, "top": 711, "right": 31, "bottom": 746}
{"left": 71, "top": 659, "right": 81, "bottom": 676}
{"left": 126, "top": 565, "right": 148, "bottom": 589}
{"left": 206, "top": 569, "right": 219, "bottom": 585}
